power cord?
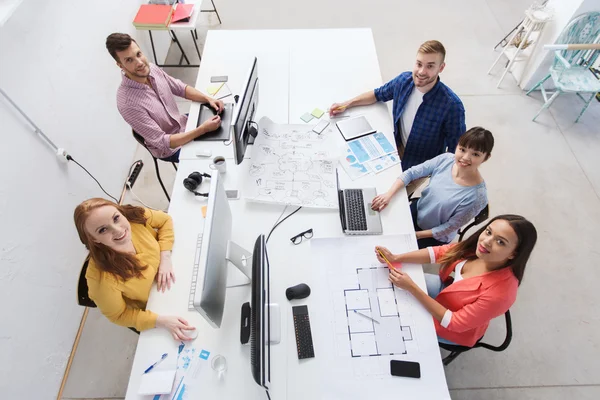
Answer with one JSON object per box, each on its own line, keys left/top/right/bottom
{"left": 266, "top": 205, "right": 302, "bottom": 243}
{"left": 125, "top": 182, "right": 167, "bottom": 211}
{"left": 67, "top": 155, "right": 118, "bottom": 202}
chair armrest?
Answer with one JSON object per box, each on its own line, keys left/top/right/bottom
{"left": 554, "top": 51, "right": 571, "bottom": 69}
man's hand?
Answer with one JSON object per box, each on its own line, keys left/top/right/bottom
{"left": 329, "top": 102, "right": 349, "bottom": 117}
{"left": 208, "top": 98, "right": 224, "bottom": 114}
{"left": 200, "top": 115, "right": 221, "bottom": 135}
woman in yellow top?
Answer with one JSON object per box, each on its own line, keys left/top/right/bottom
{"left": 74, "top": 198, "right": 195, "bottom": 340}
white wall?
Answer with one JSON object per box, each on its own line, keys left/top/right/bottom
{"left": 518, "top": 0, "right": 600, "bottom": 90}
{"left": 0, "top": 0, "right": 170, "bottom": 398}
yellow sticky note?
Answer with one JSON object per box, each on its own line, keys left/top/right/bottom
{"left": 207, "top": 83, "right": 224, "bottom": 96}
{"left": 201, "top": 206, "right": 207, "bottom": 218}
{"left": 311, "top": 108, "right": 324, "bottom": 118}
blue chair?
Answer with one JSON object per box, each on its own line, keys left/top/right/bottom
{"left": 527, "top": 12, "right": 600, "bottom": 122}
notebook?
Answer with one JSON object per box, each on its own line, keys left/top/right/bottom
{"left": 133, "top": 4, "right": 174, "bottom": 29}
{"left": 172, "top": 3, "right": 194, "bottom": 23}
{"left": 336, "top": 116, "right": 376, "bottom": 141}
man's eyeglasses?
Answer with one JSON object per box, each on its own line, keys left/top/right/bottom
{"left": 290, "top": 228, "right": 313, "bottom": 245}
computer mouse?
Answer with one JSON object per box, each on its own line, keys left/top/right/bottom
{"left": 286, "top": 283, "right": 311, "bottom": 301}
{"left": 183, "top": 328, "right": 198, "bottom": 340}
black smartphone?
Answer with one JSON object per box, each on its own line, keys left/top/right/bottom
{"left": 390, "top": 360, "right": 421, "bottom": 378}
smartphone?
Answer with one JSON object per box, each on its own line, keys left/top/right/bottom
{"left": 390, "top": 360, "right": 421, "bottom": 378}
{"left": 312, "top": 120, "right": 330, "bottom": 134}
{"left": 226, "top": 189, "right": 240, "bottom": 200}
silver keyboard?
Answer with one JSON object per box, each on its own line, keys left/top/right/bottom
{"left": 188, "top": 233, "right": 203, "bottom": 311}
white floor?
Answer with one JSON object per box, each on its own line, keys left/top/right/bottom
{"left": 62, "top": 1, "right": 600, "bottom": 399}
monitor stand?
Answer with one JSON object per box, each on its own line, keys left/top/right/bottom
{"left": 226, "top": 240, "right": 252, "bottom": 288}
{"left": 239, "top": 302, "right": 281, "bottom": 345}
{"left": 247, "top": 121, "right": 258, "bottom": 145}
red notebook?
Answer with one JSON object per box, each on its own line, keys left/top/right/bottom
{"left": 172, "top": 4, "right": 194, "bottom": 23}
{"left": 133, "top": 4, "right": 174, "bottom": 29}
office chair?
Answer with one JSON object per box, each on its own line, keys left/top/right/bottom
{"left": 132, "top": 131, "right": 177, "bottom": 202}
{"left": 438, "top": 310, "right": 513, "bottom": 365}
{"left": 77, "top": 257, "right": 140, "bottom": 335}
{"left": 457, "top": 204, "right": 490, "bottom": 242}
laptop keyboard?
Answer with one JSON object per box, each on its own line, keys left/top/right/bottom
{"left": 345, "top": 189, "right": 368, "bottom": 231}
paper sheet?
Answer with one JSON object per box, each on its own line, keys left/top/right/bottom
{"left": 339, "top": 147, "right": 370, "bottom": 180}
{"left": 244, "top": 117, "right": 338, "bottom": 209}
{"left": 347, "top": 133, "right": 396, "bottom": 163}
{"left": 365, "top": 152, "right": 401, "bottom": 173}
{"left": 138, "top": 370, "right": 176, "bottom": 395}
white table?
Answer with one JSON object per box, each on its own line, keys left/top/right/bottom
{"left": 125, "top": 29, "right": 450, "bottom": 400}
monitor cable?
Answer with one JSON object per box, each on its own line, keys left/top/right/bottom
{"left": 68, "top": 155, "right": 118, "bottom": 202}
{"left": 266, "top": 205, "right": 302, "bottom": 243}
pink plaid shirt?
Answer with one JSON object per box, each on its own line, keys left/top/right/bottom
{"left": 117, "top": 64, "right": 188, "bottom": 159}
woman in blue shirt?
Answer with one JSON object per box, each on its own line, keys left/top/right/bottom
{"left": 372, "top": 127, "right": 494, "bottom": 248}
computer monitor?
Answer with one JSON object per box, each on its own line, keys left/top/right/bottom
{"left": 189, "top": 171, "right": 252, "bottom": 328}
{"left": 231, "top": 57, "right": 259, "bottom": 165}
{"left": 250, "top": 234, "right": 270, "bottom": 389}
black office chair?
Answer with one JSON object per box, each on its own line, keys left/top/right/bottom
{"left": 438, "top": 310, "right": 513, "bottom": 365}
{"left": 457, "top": 204, "right": 490, "bottom": 242}
{"left": 77, "top": 257, "right": 140, "bottom": 335}
{"left": 132, "top": 130, "right": 177, "bottom": 202}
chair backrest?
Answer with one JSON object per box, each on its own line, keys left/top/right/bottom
{"left": 132, "top": 130, "right": 147, "bottom": 148}
{"left": 77, "top": 257, "right": 97, "bottom": 308}
{"left": 457, "top": 204, "right": 490, "bottom": 242}
{"left": 552, "top": 12, "right": 600, "bottom": 72}
{"left": 475, "top": 310, "right": 513, "bottom": 352}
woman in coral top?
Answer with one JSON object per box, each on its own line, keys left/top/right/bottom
{"left": 376, "top": 214, "right": 537, "bottom": 347}
{"left": 74, "top": 198, "right": 195, "bottom": 341}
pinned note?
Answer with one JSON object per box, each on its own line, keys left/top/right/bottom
{"left": 207, "top": 82, "right": 225, "bottom": 96}
{"left": 311, "top": 108, "right": 325, "bottom": 118}
{"left": 201, "top": 206, "right": 207, "bottom": 218}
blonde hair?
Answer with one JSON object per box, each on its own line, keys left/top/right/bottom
{"left": 418, "top": 40, "right": 446, "bottom": 63}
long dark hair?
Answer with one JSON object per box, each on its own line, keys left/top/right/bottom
{"left": 74, "top": 198, "right": 148, "bottom": 281}
{"left": 438, "top": 214, "right": 537, "bottom": 284}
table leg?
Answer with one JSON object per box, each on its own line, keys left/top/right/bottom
{"left": 148, "top": 31, "right": 159, "bottom": 65}
{"left": 210, "top": 0, "right": 222, "bottom": 24}
{"left": 170, "top": 30, "right": 191, "bottom": 65}
{"left": 191, "top": 31, "right": 202, "bottom": 62}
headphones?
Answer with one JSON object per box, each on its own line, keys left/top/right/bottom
{"left": 183, "top": 172, "right": 211, "bottom": 197}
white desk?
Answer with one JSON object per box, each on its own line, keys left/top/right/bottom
{"left": 125, "top": 29, "right": 450, "bottom": 400}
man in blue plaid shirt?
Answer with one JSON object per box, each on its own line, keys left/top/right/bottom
{"left": 330, "top": 40, "right": 465, "bottom": 195}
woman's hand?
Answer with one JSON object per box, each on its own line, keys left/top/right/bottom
{"left": 375, "top": 246, "right": 397, "bottom": 264}
{"left": 157, "top": 251, "right": 175, "bottom": 292}
{"left": 388, "top": 268, "right": 416, "bottom": 291}
{"left": 371, "top": 192, "right": 393, "bottom": 211}
{"left": 156, "top": 315, "right": 196, "bottom": 341}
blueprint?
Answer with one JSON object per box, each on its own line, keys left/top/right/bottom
{"left": 244, "top": 117, "right": 338, "bottom": 209}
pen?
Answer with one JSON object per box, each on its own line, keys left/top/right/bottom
{"left": 330, "top": 104, "right": 348, "bottom": 113}
{"left": 143, "top": 353, "right": 168, "bottom": 374}
{"left": 377, "top": 249, "right": 395, "bottom": 270}
{"left": 353, "top": 310, "right": 380, "bottom": 324}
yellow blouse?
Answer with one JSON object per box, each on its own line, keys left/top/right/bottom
{"left": 86, "top": 209, "right": 174, "bottom": 331}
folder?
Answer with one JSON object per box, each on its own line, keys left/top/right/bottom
{"left": 133, "top": 4, "right": 174, "bottom": 30}
{"left": 172, "top": 3, "right": 194, "bottom": 23}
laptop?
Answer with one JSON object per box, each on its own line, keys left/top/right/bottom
{"left": 336, "top": 169, "right": 383, "bottom": 235}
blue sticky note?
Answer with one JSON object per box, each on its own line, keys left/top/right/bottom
{"left": 200, "top": 350, "right": 210, "bottom": 360}
{"left": 300, "top": 112, "right": 314, "bottom": 123}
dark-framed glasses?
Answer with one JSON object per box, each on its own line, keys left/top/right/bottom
{"left": 290, "top": 228, "right": 313, "bottom": 245}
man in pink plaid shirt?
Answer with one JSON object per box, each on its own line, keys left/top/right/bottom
{"left": 106, "top": 33, "right": 223, "bottom": 163}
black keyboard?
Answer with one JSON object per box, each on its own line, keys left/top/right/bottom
{"left": 292, "top": 305, "right": 315, "bottom": 359}
{"left": 345, "top": 189, "right": 368, "bottom": 231}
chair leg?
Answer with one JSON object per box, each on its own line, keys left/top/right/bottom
{"left": 442, "top": 351, "right": 463, "bottom": 366}
{"left": 172, "top": 162, "right": 178, "bottom": 171}
{"left": 575, "top": 93, "right": 596, "bottom": 123}
{"left": 153, "top": 157, "right": 171, "bottom": 202}
{"left": 533, "top": 90, "right": 561, "bottom": 122}
{"left": 526, "top": 73, "right": 551, "bottom": 96}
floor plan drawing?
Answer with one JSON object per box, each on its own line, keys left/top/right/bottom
{"left": 344, "top": 267, "right": 414, "bottom": 357}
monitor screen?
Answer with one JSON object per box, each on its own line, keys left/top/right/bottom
{"left": 232, "top": 57, "right": 258, "bottom": 165}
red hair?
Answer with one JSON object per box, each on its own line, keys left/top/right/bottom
{"left": 74, "top": 198, "right": 148, "bottom": 281}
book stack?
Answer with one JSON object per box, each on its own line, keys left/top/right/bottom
{"left": 133, "top": 4, "right": 175, "bottom": 30}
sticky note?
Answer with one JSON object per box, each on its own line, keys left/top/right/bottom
{"left": 138, "top": 370, "right": 176, "bottom": 395}
{"left": 311, "top": 108, "right": 324, "bottom": 118}
{"left": 201, "top": 206, "right": 207, "bottom": 218}
{"left": 300, "top": 112, "right": 314, "bottom": 123}
{"left": 207, "top": 83, "right": 224, "bottom": 96}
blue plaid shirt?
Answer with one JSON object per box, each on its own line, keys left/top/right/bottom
{"left": 374, "top": 72, "right": 465, "bottom": 170}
